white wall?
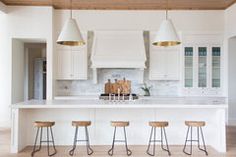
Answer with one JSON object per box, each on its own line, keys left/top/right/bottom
{"left": 54, "top": 10, "right": 224, "bottom": 33}
{"left": 11, "top": 39, "right": 25, "bottom": 104}
{"left": 0, "top": 6, "right": 54, "bottom": 127}
{"left": 224, "top": 3, "right": 236, "bottom": 124}
{"left": 228, "top": 37, "right": 236, "bottom": 124}
{"left": 225, "top": 3, "right": 236, "bottom": 38}
{"left": 7, "top": 6, "right": 54, "bottom": 100}
{"left": 0, "top": 12, "right": 10, "bottom": 127}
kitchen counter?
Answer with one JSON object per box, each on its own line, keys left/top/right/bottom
{"left": 11, "top": 97, "right": 228, "bottom": 154}
{"left": 12, "top": 97, "right": 227, "bottom": 109}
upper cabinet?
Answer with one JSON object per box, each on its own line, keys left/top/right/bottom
{"left": 149, "top": 33, "right": 181, "bottom": 80}
{"left": 183, "top": 45, "right": 222, "bottom": 95}
{"left": 56, "top": 33, "right": 88, "bottom": 80}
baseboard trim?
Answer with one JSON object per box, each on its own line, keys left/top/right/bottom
{"left": 228, "top": 118, "right": 236, "bottom": 126}
{"left": 0, "top": 120, "right": 11, "bottom": 129}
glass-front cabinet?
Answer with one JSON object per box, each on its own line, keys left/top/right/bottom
{"left": 184, "top": 47, "right": 193, "bottom": 87}
{"left": 198, "top": 47, "right": 207, "bottom": 88}
{"left": 212, "top": 47, "right": 221, "bottom": 88}
{"left": 183, "top": 45, "right": 222, "bottom": 95}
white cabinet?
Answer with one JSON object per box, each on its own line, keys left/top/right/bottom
{"left": 183, "top": 45, "right": 222, "bottom": 96}
{"left": 149, "top": 46, "right": 180, "bottom": 80}
{"left": 56, "top": 48, "right": 87, "bottom": 80}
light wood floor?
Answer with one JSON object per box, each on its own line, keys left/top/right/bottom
{"left": 0, "top": 126, "right": 236, "bottom": 157}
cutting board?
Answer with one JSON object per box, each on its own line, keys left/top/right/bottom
{"left": 104, "top": 78, "right": 131, "bottom": 94}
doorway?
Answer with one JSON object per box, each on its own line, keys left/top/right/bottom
{"left": 11, "top": 39, "right": 47, "bottom": 104}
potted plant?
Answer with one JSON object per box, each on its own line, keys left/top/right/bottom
{"left": 141, "top": 83, "right": 152, "bottom": 96}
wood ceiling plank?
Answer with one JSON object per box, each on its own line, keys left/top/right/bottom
{"left": 0, "top": 0, "right": 235, "bottom": 10}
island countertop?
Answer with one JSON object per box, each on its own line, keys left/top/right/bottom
{"left": 11, "top": 97, "right": 228, "bottom": 109}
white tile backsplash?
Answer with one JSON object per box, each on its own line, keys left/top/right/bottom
{"left": 56, "top": 68, "right": 181, "bottom": 96}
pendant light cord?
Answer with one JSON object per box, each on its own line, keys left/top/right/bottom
{"left": 166, "top": 0, "right": 168, "bottom": 20}
{"left": 70, "top": 0, "right": 72, "bottom": 19}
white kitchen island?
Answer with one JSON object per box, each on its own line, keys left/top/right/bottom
{"left": 11, "top": 97, "right": 228, "bottom": 153}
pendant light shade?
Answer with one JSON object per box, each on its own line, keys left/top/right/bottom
{"left": 152, "top": 19, "right": 181, "bottom": 47}
{"left": 152, "top": 0, "right": 181, "bottom": 47}
{"left": 56, "top": 0, "right": 85, "bottom": 46}
{"left": 57, "top": 18, "right": 85, "bottom": 46}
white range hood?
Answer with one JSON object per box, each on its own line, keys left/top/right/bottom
{"left": 91, "top": 31, "right": 147, "bottom": 84}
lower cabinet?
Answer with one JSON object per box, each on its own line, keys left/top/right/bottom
{"left": 56, "top": 50, "right": 87, "bottom": 80}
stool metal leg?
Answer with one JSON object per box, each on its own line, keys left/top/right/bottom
{"left": 108, "top": 127, "right": 117, "bottom": 156}
{"left": 183, "top": 126, "right": 192, "bottom": 155}
{"left": 146, "top": 127, "right": 154, "bottom": 156}
{"left": 69, "top": 127, "right": 79, "bottom": 156}
{"left": 31, "top": 127, "right": 41, "bottom": 157}
{"left": 49, "top": 127, "right": 57, "bottom": 155}
{"left": 123, "top": 127, "right": 132, "bottom": 156}
{"left": 198, "top": 127, "right": 208, "bottom": 155}
{"left": 85, "top": 126, "right": 94, "bottom": 155}
{"left": 162, "top": 127, "right": 171, "bottom": 156}
{"left": 47, "top": 127, "right": 57, "bottom": 156}
{"left": 146, "top": 126, "right": 156, "bottom": 156}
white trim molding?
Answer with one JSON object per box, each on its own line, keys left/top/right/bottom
{"left": 228, "top": 118, "right": 236, "bottom": 126}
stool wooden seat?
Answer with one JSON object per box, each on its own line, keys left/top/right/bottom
{"left": 72, "top": 121, "right": 91, "bottom": 127}
{"left": 34, "top": 121, "right": 55, "bottom": 127}
{"left": 185, "top": 121, "right": 206, "bottom": 127}
{"left": 111, "top": 121, "right": 129, "bottom": 127}
{"left": 149, "top": 121, "right": 169, "bottom": 127}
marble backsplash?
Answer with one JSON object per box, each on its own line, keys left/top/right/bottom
{"left": 56, "top": 68, "right": 181, "bottom": 96}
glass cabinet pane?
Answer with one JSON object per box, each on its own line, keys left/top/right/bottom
{"left": 212, "top": 47, "right": 221, "bottom": 88}
{"left": 198, "top": 47, "right": 207, "bottom": 87}
{"left": 184, "top": 47, "right": 193, "bottom": 87}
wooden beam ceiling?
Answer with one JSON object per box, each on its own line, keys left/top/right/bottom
{"left": 1, "top": 0, "right": 236, "bottom": 10}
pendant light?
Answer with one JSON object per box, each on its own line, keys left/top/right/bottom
{"left": 152, "top": 0, "right": 181, "bottom": 47}
{"left": 57, "top": 0, "right": 85, "bottom": 46}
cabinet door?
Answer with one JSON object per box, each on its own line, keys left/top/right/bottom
{"left": 166, "top": 50, "right": 180, "bottom": 80}
{"left": 57, "top": 50, "right": 72, "bottom": 80}
{"left": 149, "top": 50, "right": 166, "bottom": 80}
{"left": 72, "top": 50, "right": 87, "bottom": 80}
{"left": 198, "top": 47, "right": 207, "bottom": 88}
{"left": 211, "top": 47, "right": 221, "bottom": 88}
{"left": 184, "top": 47, "right": 194, "bottom": 87}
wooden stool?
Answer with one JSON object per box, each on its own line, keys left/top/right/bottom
{"left": 69, "top": 121, "right": 93, "bottom": 156}
{"left": 183, "top": 121, "right": 208, "bottom": 155}
{"left": 31, "top": 121, "right": 57, "bottom": 157}
{"left": 146, "top": 121, "right": 171, "bottom": 156}
{"left": 108, "top": 121, "right": 132, "bottom": 156}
